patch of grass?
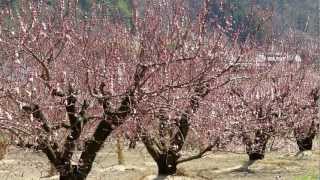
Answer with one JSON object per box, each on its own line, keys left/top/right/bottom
{"left": 313, "top": 150, "right": 320, "bottom": 156}
{"left": 293, "top": 174, "right": 319, "bottom": 180}
{"left": 293, "top": 168, "right": 320, "bottom": 180}
{"left": 261, "top": 159, "right": 300, "bottom": 167}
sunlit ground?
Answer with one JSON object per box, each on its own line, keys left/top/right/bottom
{"left": 0, "top": 139, "right": 319, "bottom": 180}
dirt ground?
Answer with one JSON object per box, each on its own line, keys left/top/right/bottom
{"left": 0, "top": 141, "right": 319, "bottom": 180}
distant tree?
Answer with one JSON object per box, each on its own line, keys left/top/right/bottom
{"left": 206, "top": 0, "right": 272, "bottom": 43}
{"left": 227, "top": 61, "right": 319, "bottom": 171}
{"left": 291, "top": 70, "right": 319, "bottom": 155}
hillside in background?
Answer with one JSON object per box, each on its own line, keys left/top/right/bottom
{"left": 0, "top": 0, "right": 319, "bottom": 42}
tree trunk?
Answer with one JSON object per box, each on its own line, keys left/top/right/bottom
{"left": 55, "top": 164, "right": 83, "bottom": 180}
{"left": 60, "top": 174, "right": 78, "bottom": 180}
{"left": 77, "top": 120, "right": 114, "bottom": 179}
{"left": 128, "top": 139, "right": 137, "bottom": 149}
{"left": 245, "top": 130, "right": 269, "bottom": 161}
{"left": 295, "top": 120, "right": 317, "bottom": 152}
{"left": 247, "top": 152, "right": 265, "bottom": 161}
{"left": 59, "top": 172, "right": 84, "bottom": 180}
{"left": 156, "top": 154, "right": 178, "bottom": 175}
{"left": 246, "top": 142, "right": 267, "bottom": 161}
{"left": 117, "top": 136, "right": 125, "bottom": 165}
{"left": 296, "top": 135, "right": 314, "bottom": 151}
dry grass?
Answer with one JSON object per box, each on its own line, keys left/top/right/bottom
{"left": 0, "top": 141, "right": 319, "bottom": 180}
{"left": 0, "top": 132, "right": 9, "bottom": 160}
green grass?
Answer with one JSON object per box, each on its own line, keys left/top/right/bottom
{"left": 294, "top": 174, "right": 319, "bottom": 180}
{"left": 293, "top": 167, "right": 320, "bottom": 180}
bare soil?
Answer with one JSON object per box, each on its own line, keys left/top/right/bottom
{"left": 0, "top": 142, "right": 319, "bottom": 180}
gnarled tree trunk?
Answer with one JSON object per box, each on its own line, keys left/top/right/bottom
{"left": 156, "top": 154, "right": 178, "bottom": 175}
{"left": 246, "top": 130, "right": 269, "bottom": 161}
{"left": 19, "top": 65, "right": 147, "bottom": 180}
{"left": 295, "top": 87, "right": 319, "bottom": 153}
{"left": 240, "top": 129, "right": 270, "bottom": 171}
{"left": 141, "top": 82, "right": 211, "bottom": 176}
{"left": 295, "top": 120, "right": 317, "bottom": 152}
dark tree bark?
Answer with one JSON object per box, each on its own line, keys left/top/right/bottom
{"left": 156, "top": 154, "right": 178, "bottom": 175}
{"left": 141, "top": 82, "right": 211, "bottom": 176}
{"left": 20, "top": 65, "right": 147, "bottom": 180}
{"left": 295, "top": 87, "right": 319, "bottom": 153}
{"left": 128, "top": 134, "right": 138, "bottom": 149}
{"left": 237, "top": 128, "right": 271, "bottom": 172}
{"left": 295, "top": 120, "right": 317, "bottom": 152}
{"left": 296, "top": 136, "right": 314, "bottom": 151}
{"left": 128, "top": 141, "right": 136, "bottom": 149}
{"left": 245, "top": 130, "right": 270, "bottom": 161}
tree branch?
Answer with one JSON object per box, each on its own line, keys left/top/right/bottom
{"left": 77, "top": 63, "right": 148, "bottom": 179}
{"left": 177, "top": 144, "right": 215, "bottom": 164}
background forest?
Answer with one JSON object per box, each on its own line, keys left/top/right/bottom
{"left": 1, "top": 0, "right": 319, "bottom": 40}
